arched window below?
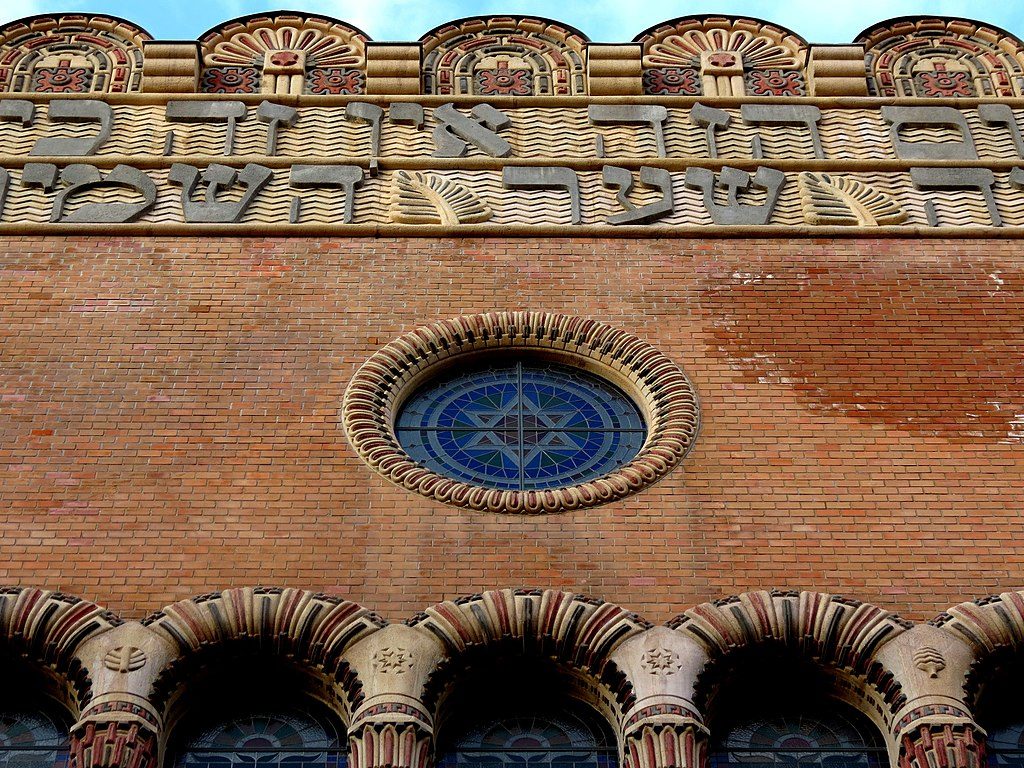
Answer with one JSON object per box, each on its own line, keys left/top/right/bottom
{"left": 987, "top": 723, "right": 1024, "bottom": 768}
{"left": 174, "top": 708, "right": 346, "bottom": 768}
{"left": 709, "top": 707, "right": 887, "bottom": 768}
{"left": 437, "top": 708, "right": 616, "bottom": 768}
{"left": 0, "top": 705, "right": 70, "bottom": 768}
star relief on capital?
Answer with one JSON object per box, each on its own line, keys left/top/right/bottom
{"left": 640, "top": 647, "right": 682, "bottom": 675}
{"left": 372, "top": 646, "right": 414, "bottom": 674}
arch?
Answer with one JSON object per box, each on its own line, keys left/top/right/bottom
{"left": 0, "top": 586, "right": 120, "bottom": 711}
{"left": 198, "top": 12, "right": 369, "bottom": 95}
{"left": 141, "top": 587, "right": 387, "bottom": 716}
{"left": 166, "top": 670, "right": 349, "bottom": 768}
{"left": 0, "top": 14, "right": 150, "bottom": 93}
{"left": 419, "top": 16, "right": 589, "bottom": 96}
{"left": 408, "top": 589, "right": 651, "bottom": 720}
{"left": 633, "top": 16, "right": 808, "bottom": 96}
{"left": 856, "top": 16, "right": 1024, "bottom": 97}
{"left": 668, "top": 590, "right": 910, "bottom": 725}
{"left": 932, "top": 591, "right": 1024, "bottom": 710}
{"left": 707, "top": 679, "right": 889, "bottom": 768}
{"left": 435, "top": 680, "right": 618, "bottom": 768}
{"left": 932, "top": 592, "right": 1024, "bottom": 655}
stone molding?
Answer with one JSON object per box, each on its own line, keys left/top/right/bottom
{"left": 634, "top": 16, "right": 808, "bottom": 98}
{"left": 858, "top": 17, "right": 1024, "bottom": 98}
{"left": 342, "top": 312, "right": 700, "bottom": 514}
{"left": 197, "top": 13, "right": 368, "bottom": 96}
{"left": 11, "top": 586, "right": 1024, "bottom": 767}
{"left": 420, "top": 16, "right": 588, "bottom": 96}
{"left": 0, "top": 14, "right": 150, "bottom": 94}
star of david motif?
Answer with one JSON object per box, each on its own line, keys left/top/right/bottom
{"left": 397, "top": 364, "right": 646, "bottom": 491}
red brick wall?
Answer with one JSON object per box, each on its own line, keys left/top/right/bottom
{"left": 0, "top": 236, "right": 1020, "bottom": 623}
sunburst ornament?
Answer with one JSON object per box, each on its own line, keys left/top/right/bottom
{"left": 202, "top": 14, "right": 367, "bottom": 69}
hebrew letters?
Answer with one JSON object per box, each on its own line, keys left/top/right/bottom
{"left": 31, "top": 100, "right": 112, "bottom": 157}
{"left": 49, "top": 164, "right": 156, "bottom": 223}
{"left": 685, "top": 166, "right": 786, "bottom": 225}
{"left": 258, "top": 101, "right": 299, "bottom": 156}
{"left": 289, "top": 165, "right": 363, "bottom": 224}
{"left": 881, "top": 106, "right": 977, "bottom": 161}
{"left": 0, "top": 100, "right": 34, "bottom": 127}
{"left": 433, "top": 104, "right": 512, "bottom": 158}
{"left": 589, "top": 105, "right": 668, "bottom": 158}
{"left": 978, "top": 104, "right": 1024, "bottom": 159}
{"left": 910, "top": 167, "right": 1001, "bottom": 227}
{"left": 742, "top": 105, "right": 824, "bottom": 160}
{"left": 167, "top": 163, "right": 273, "bottom": 223}
{"left": 503, "top": 166, "right": 581, "bottom": 224}
{"left": 345, "top": 103, "right": 385, "bottom": 167}
{"left": 690, "top": 103, "right": 731, "bottom": 159}
{"left": 165, "top": 101, "right": 247, "bottom": 156}
{"left": 602, "top": 166, "right": 675, "bottom": 225}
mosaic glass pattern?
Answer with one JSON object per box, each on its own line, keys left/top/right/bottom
{"left": 710, "top": 710, "right": 886, "bottom": 768}
{"left": 396, "top": 362, "right": 646, "bottom": 491}
{"left": 177, "top": 711, "right": 345, "bottom": 768}
{"left": 987, "top": 722, "right": 1024, "bottom": 768}
{"left": 437, "top": 710, "right": 616, "bottom": 768}
{"left": 0, "top": 708, "right": 69, "bottom": 768}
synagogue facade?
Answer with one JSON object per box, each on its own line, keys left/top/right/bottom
{"left": 0, "top": 10, "right": 1020, "bottom": 768}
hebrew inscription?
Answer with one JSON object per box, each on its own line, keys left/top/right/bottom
{"left": 0, "top": 97, "right": 1022, "bottom": 231}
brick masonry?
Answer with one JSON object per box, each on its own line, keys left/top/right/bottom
{"left": 0, "top": 235, "right": 1019, "bottom": 623}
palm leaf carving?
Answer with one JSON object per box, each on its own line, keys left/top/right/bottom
{"left": 798, "top": 172, "right": 907, "bottom": 226}
{"left": 390, "top": 171, "right": 492, "bottom": 225}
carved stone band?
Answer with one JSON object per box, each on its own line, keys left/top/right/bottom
{"left": 342, "top": 312, "right": 700, "bottom": 514}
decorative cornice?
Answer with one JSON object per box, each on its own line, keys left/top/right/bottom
{"left": 343, "top": 312, "right": 699, "bottom": 514}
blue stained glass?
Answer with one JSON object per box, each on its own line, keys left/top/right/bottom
{"left": 177, "top": 711, "right": 346, "bottom": 768}
{"left": 710, "top": 710, "right": 887, "bottom": 768}
{"left": 437, "top": 711, "right": 617, "bottom": 768}
{"left": 988, "top": 723, "right": 1024, "bottom": 768}
{"left": 0, "top": 708, "right": 69, "bottom": 768}
{"left": 396, "top": 362, "right": 646, "bottom": 491}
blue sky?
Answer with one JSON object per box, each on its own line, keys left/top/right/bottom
{"left": 1, "top": 0, "right": 1022, "bottom": 43}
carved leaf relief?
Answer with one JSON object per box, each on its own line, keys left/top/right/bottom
{"left": 798, "top": 172, "right": 907, "bottom": 226}
{"left": 390, "top": 170, "right": 492, "bottom": 225}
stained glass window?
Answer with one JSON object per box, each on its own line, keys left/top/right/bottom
{"left": 437, "top": 710, "right": 617, "bottom": 768}
{"left": 710, "top": 710, "right": 887, "bottom": 768}
{"left": 175, "top": 711, "right": 346, "bottom": 768}
{"left": 987, "top": 723, "right": 1024, "bottom": 768}
{"left": 396, "top": 362, "right": 647, "bottom": 491}
{"left": 0, "top": 708, "right": 69, "bottom": 768}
